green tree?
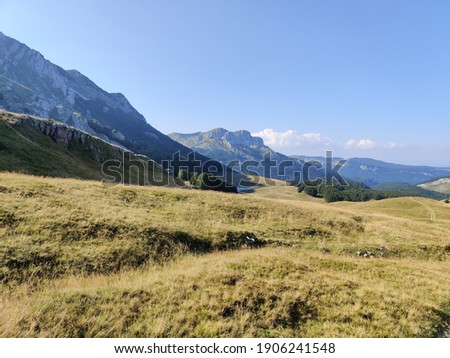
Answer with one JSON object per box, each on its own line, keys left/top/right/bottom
{"left": 177, "top": 169, "right": 188, "bottom": 181}
{"left": 189, "top": 172, "right": 199, "bottom": 186}
{"left": 304, "top": 186, "right": 318, "bottom": 197}
{"left": 322, "top": 187, "right": 343, "bottom": 203}
{"left": 195, "top": 172, "right": 237, "bottom": 193}
{"left": 196, "top": 173, "right": 221, "bottom": 190}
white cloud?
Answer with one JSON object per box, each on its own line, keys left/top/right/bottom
{"left": 251, "top": 128, "right": 409, "bottom": 158}
{"left": 252, "top": 128, "right": 330, "bottom": 147}
{"left": 384, "top": 141, "right": 398, "bottom": 149}
{"left": 345, "top": 138, "right": 376, "bottom": 149}
{"left": 383, "top": 141, "right": 407, "bottom": 149}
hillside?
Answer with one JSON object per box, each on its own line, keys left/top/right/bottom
{"left": 169, "top": 128, "right": 304, "bottom": 180}
{"left": 0, "top": 110, "right": 177, "bottom": 186}
{"left": 1, "top": 173, "right": 449, "bottom": 337}
{"left": 419, "top": 177, "right": 450, "bottom": 195}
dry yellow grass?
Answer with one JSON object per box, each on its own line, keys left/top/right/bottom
{"left": 2, "top": 248, "right": 449, "bottom": 338}
{"left": 1, "top": 173, "right": 449, "bottom": 337}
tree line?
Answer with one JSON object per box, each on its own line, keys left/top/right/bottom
{"left": 297, "top": 180, "right": 447, "bottom": 202}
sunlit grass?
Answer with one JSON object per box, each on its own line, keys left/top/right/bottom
{"left": 1, "top": 173, "right": 449, "bottom": 337}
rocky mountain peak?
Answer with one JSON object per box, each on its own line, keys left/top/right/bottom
{"left": 222, "top": 130, "right": 264, "bottom": 148}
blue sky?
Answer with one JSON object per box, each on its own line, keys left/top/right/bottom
{"left": 1, "top": 0, "right": 449, "bottom": 165}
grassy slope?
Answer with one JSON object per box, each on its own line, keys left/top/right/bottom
{"left": 242, "top": 181, "right": 324, "bottom": 203}
{"left": 0, "top": 113, "right": 102, "bottom": 180}
{"left": 0, "top": 111, "right": 176, "bottom": 186}
{"left": 1, "top": 173, "right": 449, "bottom": 337}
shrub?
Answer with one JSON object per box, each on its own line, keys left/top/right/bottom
{"left": 195, "top": 172, "right": 237, "bottom": 193}
{"left": 189, "top": 172, "right": 199, "bottom": 186}
{"left": 303, "top": 186, "right": 318, "bottom": 197}
{"left": 177, "top": 169, "right": 188, "bottom": 181}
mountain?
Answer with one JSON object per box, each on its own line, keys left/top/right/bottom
{"left": 170, "top": 128, "right": 276, "bottom": 163}
{"left": 169, "top": 125, "right": 450, "bottom": 186}
{"left": 0, "top": 110, "right": 178, "bottom": 186}
{"left": 418, "top": 177, "right": 450, "bottom": 195}
{"left": 0, "top": 32, "right": 222, "bottom": 176}
{"left": 169, "top": 128, "right": 304, "bottom": 180}
{"left": 292, "top": 155, "right": 450, "bottom": 186}
{"left": 2, "top": 32, "right": 446, "bottom": 187}
{"left": 339, "top": 158, "right": 450, "bottom": 186}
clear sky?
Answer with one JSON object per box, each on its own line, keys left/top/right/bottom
{"left": 1, "top": 0, "right": 449, "bottom": 165}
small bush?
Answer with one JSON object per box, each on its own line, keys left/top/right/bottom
{"left": 217, "top": 232, "right": 266, "bottom": 250}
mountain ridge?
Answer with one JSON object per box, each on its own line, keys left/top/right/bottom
{"left": 169, "top": 128, "right": 304, "bottom": 180}
{"left": 294, "top": 156, "right": 450, "bottom": 186}
{"left": 0, "top": 32, "right": 215, "bottom": 169}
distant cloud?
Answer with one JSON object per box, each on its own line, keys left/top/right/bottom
{"left": 252, "top": 128, "right": 410, "bottom": 159}
{"left": 383, "top": 141, "right": 407, "bottom": 149}
{"left": 345, "top": 138, "right": 376, "bottom": 149}
{"left": 345, "top": 139, "right": 408, "bottom": 150}
{"left": 252, "top": 128, "right": 331, "bottom": 147}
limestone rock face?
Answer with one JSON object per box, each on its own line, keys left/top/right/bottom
{"left": 5, "top": 111, "right": 129, "bottom": 162}
{"left": 23, "top": 118, "right": 88, "bottom": 149}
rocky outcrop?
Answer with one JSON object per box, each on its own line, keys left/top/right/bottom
{"left": 0, "top": 110, "right": 177, "bottom": 185}
{"left": 2, "top": 111, "right": 130, "bottom": 162}
{"left": 222, "top": 130, "right": 265, "bottom": 149}
{"left": 24, "top": 117, "right": 89, "bottom": 148}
